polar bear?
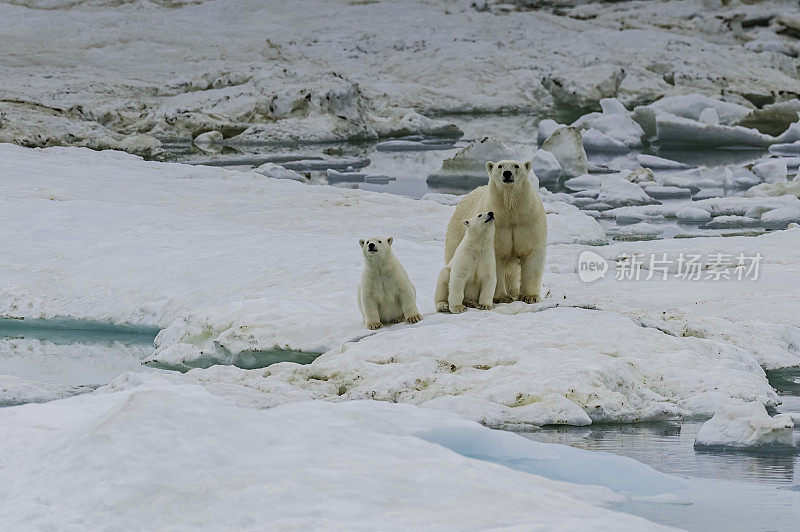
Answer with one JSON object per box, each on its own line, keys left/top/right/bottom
{"left": 358, "top": 237, "right": 422, "bottom": 330}
{"left": 445, "top": 160, "right": 547, "bottom": 303}
{"left": 435, "top": 211, "right": 496, "bottom": 313}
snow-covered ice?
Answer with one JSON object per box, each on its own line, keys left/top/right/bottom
{"left": 255, "top": 162, "right": 306, "bottom": 182}
{"left": 3, "top": 144, "right": 800, "bottom": 429}
{"left": 2, "top": 0, "right": 800, "bottom": 156}
{"left": 427, "top": 137, "right": 535, "bottom": 187}
{"left": 694, "top": 401, "right": 798, "bottom": 450}
{"left": 0, "top": 374, "right": 92, "bottom": 406}
{"left": 0, "top": 380, "right": 675, "bottom": 530}
{"left": 539, "top": 125, "right": 589, "bottom": 178}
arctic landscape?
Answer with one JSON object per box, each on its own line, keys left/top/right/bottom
{"left": 2, "top": 0, "right": 800, "bottom": 530}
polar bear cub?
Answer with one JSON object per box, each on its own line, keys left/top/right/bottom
{"left": 358, "top": 237, "right": 422, "bottom": 330}
{"left": 435, "top": 211, "right": 496, "bottom": 314}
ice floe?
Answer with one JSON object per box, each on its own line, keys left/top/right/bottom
{"left": 0, "top": 381, "right": 673, "bottom": 529}
{"left": 254, "top": 162, "right": 306, "bottom": 182}
{"left": 2, "top": 0, "right": 799, "bottom": 156}
{"left": 3, "top": 144, "right": 800, "bottom": 429}
{"left": 751, "top": 159, "right": 789, "bottom": 183}
{"left": 694, "top": 401, "right": 797, "bottom": 450}
{"left": 0, "top": 375, "right": 92, "bottom": 407}
{"left": 571, "top": 98, "right": 645, "bottom": 151}
{"left": 539, "top": 125, "right": 588, "bottom": 178}
{"left": 427, "top": 137, "right": 535, "bottom": 188}
{"left": 637, "top": 154, "right": 690, "bottom": 170}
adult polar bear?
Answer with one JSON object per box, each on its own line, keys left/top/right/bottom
{"left": 444, "top": 160, "right": 547, "bottom": 304}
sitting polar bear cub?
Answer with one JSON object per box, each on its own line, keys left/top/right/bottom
{"left": 445, "top": 160, "right": 547, "bottom": 303}
{"left": 358, "top": 237, "right": 422, "bottom": 330}
{"left": 435, "top": 211, "right": 496, "bottom": 313}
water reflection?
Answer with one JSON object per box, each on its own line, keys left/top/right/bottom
{"left": 522, "top": 421, "right": 797, "bottom": 484}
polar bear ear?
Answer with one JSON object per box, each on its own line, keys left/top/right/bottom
{"left": 523, "top": 161, "right": 532, "bottom": 173}
{"left": 387, "top": 237, "right": 393, "bottom": 245}
{"left": 463, "top": 219, "right": 470, "bottom": 227}
{"left": 486, "top": 161, "right": 495, "bottom": 173}
{"left": 359, "top": 239, "right": 366, "bottom": 248}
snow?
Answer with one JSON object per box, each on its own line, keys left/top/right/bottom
{"left": 244, "top": 306, "right": 778, "bottom": 428}
{"left": 752, "top": 160, "right": 789, "bottom": 184}
{"left": 676, "top": 207, "right": 712, "bottom": 223}
{"left": 694, "top": 401, "right": 797, "bottom": 450}
{"left": 654, "top": 113, "right": 774, "bottom": 148}
{"left": 643, "top": 185, "right": 693, "bottom": 200}
{"left": 3, "top": 144, "right": 800, "bottom": 430}
{"left": 0, "top": 143, "right": 601, "bottom": 361}
{"left": 531, "top": 148, "right": 561, "bottom": 184}
{"left": 571, "top": 98, "right": 645, "bottom": 150}
{"left": 761, "top": 205, "right": 800, "bottom": 228}
{"left": 254, "top": 162, "right": 306, "bottom": 182}
{"left": 646, "top": 94, "right": 751, "bottom": 125}
{"left": 2, "top": 0, "right": 800, "bottom": 156}
{"left": 427, "top": 137, "right": 535, "bottom": 186}
{"left": 770, "top": 141, "right": 800, "bottom": 156}
{"left": 597, "top": 174, "right": 656, "bottom": 207}
{"left": 0, "top": 375, "right": 92, "bottom": 406}
{"left": 192, "top": 130, "right": 223, "bottom": 147}
{"left": 637, "top": 154, "right": 690, "bottom": 170}
{"left": 582, "top": 128, "right": 631, "bottom": 153}
{"left": 0, "top": 381, "right": 674, "bottom": 530}
{"left": 540, "top": 126, "right": 588, "bottom": 178}
{"left": 745, "top": 180, "right": 800, "bottom": 198}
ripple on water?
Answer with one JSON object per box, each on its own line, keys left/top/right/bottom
{"left": 519, "top": 368, "right": 800, "bottom": 531}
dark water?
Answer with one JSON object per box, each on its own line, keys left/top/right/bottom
{"left": 521, "top": 368, "right": 800, "bottom": 532}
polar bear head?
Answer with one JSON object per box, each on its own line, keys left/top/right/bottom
{"left": 359, "top": 237, "right": 393, "bottom": 259}
{"left": 463, "top": 211, "right": 495, "bottom": 235}
{"left": 485, "top": 159, "right": 532, "bottom": 187}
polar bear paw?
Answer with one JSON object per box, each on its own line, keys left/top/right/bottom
{"left": 494, "top": 295, "right": 514, "bottom": 304}
{"left": 519, "top": 294, "right": 540, "bottom": 304}
{"left": 475, "top": 303, "right": 492, "bottom": 310}
{"left": 435, "top": 302, "right": 449, "bottom": 313}
{"left": 450, "top": 304, "right": 467, "bottom": 314}
{"left": 367, "top": 322, "right": 383, "bottom": 330}
{"left": 464, "top": 300, "right": 479, "bottom": 308}
{"left": 406, "top": 314, "right": 422, "bottom": 324}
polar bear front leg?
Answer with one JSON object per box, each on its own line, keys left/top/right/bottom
{"left": 400, "top": 287, "right": 422, "bottom": 324}
{"left": 477, "top": 273, "right": 496, "bottom": 310}
{"left": 361, "top": 295, "right": 383, "bottom": 330}
{"left": 434, "top": 266, "right": 451, "bottom": 312}
{"left": 448, "top": 275, "right": 467, "bottom": 314}
{"left": 519, "top": 251, "right": 545, "bottom": 304}
{"left": 493, "top": 261, "right": 514, "bottom": 304}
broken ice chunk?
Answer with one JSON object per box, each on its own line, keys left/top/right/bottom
{"left": 694, "top": 401, "right": 797, "bottom": 450}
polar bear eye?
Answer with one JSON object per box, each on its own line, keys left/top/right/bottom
{"left": 514, "top": 164, "right": 519, "bottom": 169}
{"left": 378, "top": 240, "right": 381, "bottom": 243}
{"left": 478, "top": 214, "right": 482, "bottom": 217}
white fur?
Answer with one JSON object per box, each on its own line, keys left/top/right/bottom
{"left": 435, "top": 211, "right": 496, "bottom": 313}
{"left": 444, "top": 159, "right": 547, "bottom": 304}
{"left": 358, "top": 237, "right": 421, "bottom": 330}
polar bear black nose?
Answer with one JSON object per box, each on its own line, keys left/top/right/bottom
{"left": 368, "top": 242, "right": 376, "bottom": 251}
{"left": 502, "top": 170, "right": 513, "bottom": 180}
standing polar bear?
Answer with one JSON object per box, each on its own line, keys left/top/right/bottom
{"left": 358, "top": 237, "right": 422, "bottom": 330}
{"left": 445, "top": 160, "right": 547, "bottom": 303}
{"left": 435, "top": 211, "right": 496, "bottom": 313}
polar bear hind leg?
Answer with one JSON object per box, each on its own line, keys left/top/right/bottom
{"left": 434, "top": 266, "right": 451, "bottom": 312}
